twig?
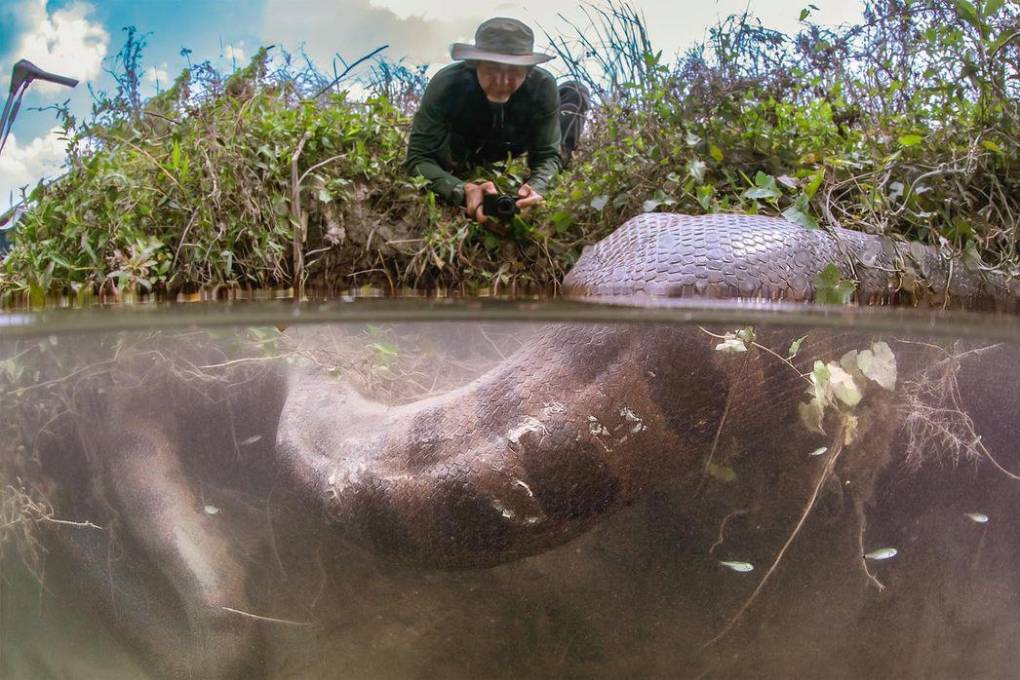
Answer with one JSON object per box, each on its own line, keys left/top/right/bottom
{"left": 221, "top": 605, "right": 310, "bottom": 626}
{"left": 291, "top": 130, "right": 312, "bottom": 298}
{"left": 708, "top": 508, "right": 751, "bottom": 558}
{"left": 853, "top": 493, "right": 885, "bottom": 591}
{"left": 703, "top": 417, "right": 848, "bottom": 648}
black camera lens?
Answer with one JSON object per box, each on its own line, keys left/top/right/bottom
{"left": 483, "top": 193, "right": 520, "bottom": 222}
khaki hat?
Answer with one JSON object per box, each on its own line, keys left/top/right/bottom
{"left": 450, "top": 17, "right": 555, "bottom": 66}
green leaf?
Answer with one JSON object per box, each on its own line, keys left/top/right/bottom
{"left": 550, "top": 210, "right": 573, "bottom": 234}
{"left": 788, "top": 335, "right": 807, "bottom": 358}
{"left": 696, "top": 185, "right": 714, "bottom": 210}
{"left": 953, "top": 0, "right": 981, "bottom": 27}
{"left": 782, "top": 195, "right": 819, "bottom": 229}
{"left": 317, "top": 187, "right": 333, "bottom": 203}
{"left": 687, "top": 158, "right": 707, "bottom": 183}
{"left": 898, "top": 134, "right": 924, "bottom": 147}
{"left": 814, "top": 264, "right": 857, "bottom": 304}
{"left": 590, "top": 195, "right": 609, "bottom": 211}
{"left": 709, "top": 143, "right": 724, "bottom": 162}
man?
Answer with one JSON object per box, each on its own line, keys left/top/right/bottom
{"left": 405, "top": 17, "right": 589, "bottom": 224}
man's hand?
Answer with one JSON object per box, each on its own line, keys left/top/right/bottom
{"left": 464, "top": 181, "right": 498, "bottom": 223}
{"left": 516, "top": 183, "right": 544, "bottom": 212}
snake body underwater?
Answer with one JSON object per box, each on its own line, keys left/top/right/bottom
{"left": 7, "top": 213, "right": 1020, "bottom": 679}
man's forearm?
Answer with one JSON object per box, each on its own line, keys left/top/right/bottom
{"left": 406, "top": 158, "right": 465, "bottom": 205}
{"left": 525, "top": 154, "right": 561, "bottom": 195}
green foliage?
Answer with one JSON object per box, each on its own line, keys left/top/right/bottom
{"left": 2, "top": 0, "right": 1018, "bottom": 300}
{"left": 814, "top": 264, "right": 858, "bottom": 304}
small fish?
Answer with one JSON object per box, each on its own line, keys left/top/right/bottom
{"left": 239, "top": 435, "right": 262, "bottom": 446}
{"left": 719, "top": 560, "right": 754, "bottom": 573}
{"left": 864, "top": 547, "right": 898, "bottom": 561}
{"left": 203, "top": 505, "right": 220, "bottom": 515}
{"left": 965, "top": 512, "right": 990, "bottom": 524}
{"left": 809, "top": 447, "right": 828, "bottom": 457}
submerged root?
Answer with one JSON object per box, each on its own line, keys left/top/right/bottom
{"left": 704, "top": 417, "right": 850, "bottom": 649}
{"left": 899, "top": 342, "right": 1020, "bottom": 480}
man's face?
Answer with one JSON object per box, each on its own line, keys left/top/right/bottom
{"left": 475, "top": 62, "right": 531, "bottom": 103}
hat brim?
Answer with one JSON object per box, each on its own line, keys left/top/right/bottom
{"left": 450, "top": 43, "right": 554, "bottom": 66}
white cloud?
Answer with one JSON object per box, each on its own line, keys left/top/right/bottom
{"left": 142, "top": 62, "right": 170, "bottom": 96}
{"left": 263, "top": 0, "right": 479, "bottom": 73}
{"left": 2, "top": 0, "right": 109, "bottom": 94}
{"left": 223, "top": 42, "right": 247, "bottom": 65}
{"left": 0, "top": 127, "right": 68, "bottom": 209}
{"left": 146, "top": 63, "right": 170, "bottom": 86}
{"left": 263, "top": 0, "right": 866, "bottom": 90}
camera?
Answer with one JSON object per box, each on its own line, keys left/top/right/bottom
{"left": 483, "top": 192, "right": 520, "bottom": 223}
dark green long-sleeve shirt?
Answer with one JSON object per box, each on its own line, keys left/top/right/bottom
{"left": 404, "top": 62, "right": 562, "bottom": 205}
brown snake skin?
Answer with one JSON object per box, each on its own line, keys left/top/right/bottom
{"left": 564, "top": 213, "right": 1019, "bottom": 309}
{"left": 278, "top": 213, "right": 1018, "bottom": 567}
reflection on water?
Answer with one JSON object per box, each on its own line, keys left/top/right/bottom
{"left": 1, "top": 301, "right": 1018, "bottom": 679}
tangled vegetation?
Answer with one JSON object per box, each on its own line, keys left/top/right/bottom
{"left": 0, "top": 0, "right": 1017, "bottom": 302}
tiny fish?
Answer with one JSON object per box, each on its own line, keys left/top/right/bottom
{"left": 864, "top": 547, "right": 898, "bottom": 561}
{"left": 239, "top": 435, "right": 262, "bottom": 446}
{"left": 809, "top": 446, "right": 828, "bottom": 457}
{"left": 203, "top": 505, "right": 220, "bottom": 515}
{"left": 965, "top": 512, "right": 989, "bottom": 524}
{"left": 719, "top": 560, "right": 754, "bottom": 573}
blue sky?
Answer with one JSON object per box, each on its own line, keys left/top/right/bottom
{"left": 0, "top": 0, "right": 865, "bottom": 209}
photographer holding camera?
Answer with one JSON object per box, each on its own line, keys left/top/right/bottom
{"left": 404, "top": 17, "right": 589, "bottom": 226}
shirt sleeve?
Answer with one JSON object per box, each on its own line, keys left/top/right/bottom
{"left": 404, "top": 78, "right": 466, "bottom": 205}
{"left": 525, "top": 75, "right": 563, "bottom": 196}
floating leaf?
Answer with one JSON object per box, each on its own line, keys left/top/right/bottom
{"left": 708, "top": 462, "right": 737, "bottom": 483}
{"left": 965, "top": 512, "right": 989, "bottom": 524}
{"left": 857, "top": 341, "right": 897, "bottom": 391}
{"left": 809, "top": 446, "right": 828, "bottom": 457}
{"left": 864, "top": 547, "right": 898, "bottom": 561}
{"left": 715, "top": 333, "right": 748, "bottom": 353}
{"left": 204, "top": 505, "right": 220, "bottom": 515}
{"left": 240, "top": 435, "right": 262, "bottom": 446}
{"left": 799, "top": 397, "right": 826, "bottom": 435}
{"left": 719, "top": 560, "right": 754, "bottom": 572}
{"left": 827, "top": 363, "right": 862, "bottom": 407}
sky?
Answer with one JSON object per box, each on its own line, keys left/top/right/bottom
{"left": 0, "top": 0, "right": 866, "bottom": 210}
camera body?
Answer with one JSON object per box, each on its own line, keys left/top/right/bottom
{"left": 483, "top": 192, "right": 520, "bottom": 223}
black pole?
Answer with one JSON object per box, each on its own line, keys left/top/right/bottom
{"left": 0, "top": 59, "right": 79, "bottom": 157}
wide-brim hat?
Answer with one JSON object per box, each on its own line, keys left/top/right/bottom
{"left": 450, "top": 17, "right": 555, "bottom": 66}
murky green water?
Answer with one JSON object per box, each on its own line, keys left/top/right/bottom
{"left": 2, "top": 299, "right": 1018, "bottom": 679}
